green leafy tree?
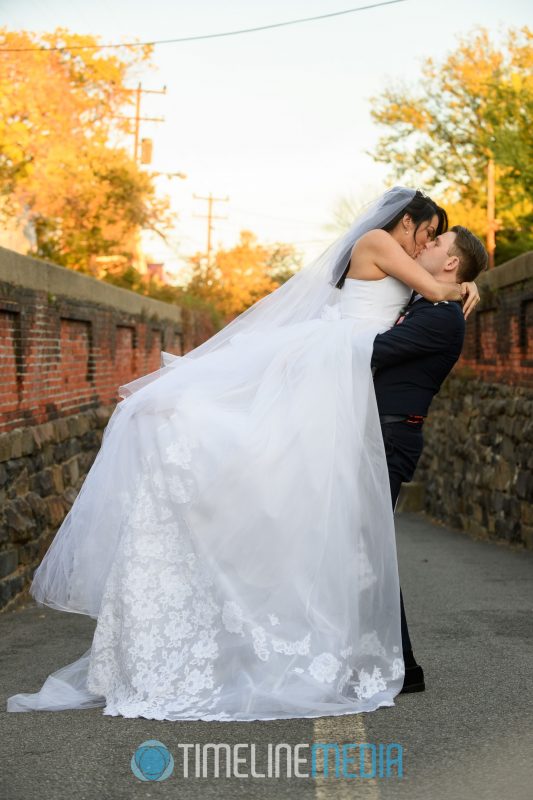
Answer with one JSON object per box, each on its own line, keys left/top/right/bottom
{"left": 370, "top": 26, "right": 533, "bottom": 263}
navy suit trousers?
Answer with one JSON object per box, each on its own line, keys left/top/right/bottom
{"left": 380, "top": 420, "right": 425, "bottom": 655}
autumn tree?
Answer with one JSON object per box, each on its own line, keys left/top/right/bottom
{"left": 185, "top": 230, "right": 301, "bottom": 322}
{"left": 370, "top": 26, "right": 533, "bottom": 264}
{"left": 0, "top": 28, "right": 172, "bottom": 272}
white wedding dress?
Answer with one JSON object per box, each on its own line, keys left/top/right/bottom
{"left": 7, "top": 275, "right": 412, "bottom": 721}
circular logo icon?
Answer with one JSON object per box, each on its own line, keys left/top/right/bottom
{"left": 131, "top": 740, "right": 174, "bottom": 782}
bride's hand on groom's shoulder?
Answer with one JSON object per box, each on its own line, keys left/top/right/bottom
{"left": 459, "top": 281, "right": 480, "bottom": 319}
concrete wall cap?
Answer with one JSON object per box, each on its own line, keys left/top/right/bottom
{"left": 0, "top": 246, "right": 182, "bottom": 325}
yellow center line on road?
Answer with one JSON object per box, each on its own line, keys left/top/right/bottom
{"left": 312, "top": 714, "right": 381, "bottom": 800}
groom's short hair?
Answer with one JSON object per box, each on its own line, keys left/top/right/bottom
{"left": 449, "top": 225, "right": 488, "bottom": 282}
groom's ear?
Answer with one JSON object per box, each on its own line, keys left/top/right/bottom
{"left": 444, "top": 254, "right": 460, "bottom": 273}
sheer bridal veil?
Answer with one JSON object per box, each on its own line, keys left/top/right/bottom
{"left": 120, "top": 186, "right": 417, "bottom": 396}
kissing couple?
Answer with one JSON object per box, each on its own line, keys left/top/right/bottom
{"left": 8, "top": 186, "right": 488, "bottom": 722}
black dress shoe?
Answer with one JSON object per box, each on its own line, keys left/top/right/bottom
{"left": 400, "top": 664, "right": 425, "bottom": 694}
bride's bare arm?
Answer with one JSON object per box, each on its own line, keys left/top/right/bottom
{"left": 358, "top": 230, "right": 462, "bottom": 303}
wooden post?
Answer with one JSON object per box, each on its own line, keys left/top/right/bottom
{"left": 487, "top": 158, "right": 496, "bottom": 269}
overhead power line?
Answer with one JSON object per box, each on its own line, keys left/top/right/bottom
{"left": 0, "top": 1, "right": 407, "bottom": 53}
{"left": 230, "top": 207, "right": 324, "bottom": 227}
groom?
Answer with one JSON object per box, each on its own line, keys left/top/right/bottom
{"left": 370, "top": 225, "right": 488, "bottom": 693}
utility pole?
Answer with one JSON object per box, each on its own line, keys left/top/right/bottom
{"left": 110, "top": 82, "right": 166, "bottom": 274}
{"left": 116, "top": 82, "right": 167, "bottom": 163}
{"left": 486, "top": 157, "right": 498, "bottom": 270}
{"left": 193, "top": 193, "right": 230, "bottom": 266}
{"left": 108, "top": 83, "right": 170, "bottom": 276}
{"left": 132, "top": 82, "right": 166, "bottom": 162}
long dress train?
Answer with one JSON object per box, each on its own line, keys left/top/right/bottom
{"left": 7, "top": 275, "right": 411, "bottom": 721}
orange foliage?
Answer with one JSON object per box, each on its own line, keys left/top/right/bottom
{"left": 186, "top": 231, "right": 300, "bottom": 321}
{"left": 0, "top": 28, "right": 171, "bottom": 271}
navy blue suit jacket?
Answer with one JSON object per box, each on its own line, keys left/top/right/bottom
{"left": 370, "top": 298, "right": 465, "bottom": 417}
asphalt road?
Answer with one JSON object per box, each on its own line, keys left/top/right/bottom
{"left": 1, "top": 512, "right": 532, "bottom": 800}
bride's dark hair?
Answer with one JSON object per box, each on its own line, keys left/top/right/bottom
{"left": 382, "top": 188, "right": 448, "bottom": 237}
{"left": 335, "top": 189, "right": 448, "bottom": 290}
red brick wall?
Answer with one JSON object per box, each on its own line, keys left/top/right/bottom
{"left": 0, "top": 284, "right": 185, "bottom": 433}
{"left": 0, "top": 309, "right": 20, "bottom": 419}
{"left": 455, "top": 253, "right": 533, "bottom": 389}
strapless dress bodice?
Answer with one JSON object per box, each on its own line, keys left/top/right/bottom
{"left": 339, "top": 275, "right": 412, "bottom": 329}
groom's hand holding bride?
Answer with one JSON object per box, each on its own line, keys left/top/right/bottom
{"left": 412, "top": 279, "right": 480, "bottom": 318}
{"left": 459, "top": 281, "right": 481, "bottom": 319}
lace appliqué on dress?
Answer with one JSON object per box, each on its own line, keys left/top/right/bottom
{"left": 309, "top": 652, "right": 342, "bottom": 683}
{"left": 86, "top": 411, "right": 228, "bottom": 720}
{"left": 86, "top": 403, "right": 403, "bottom": 720}
{"left": 221, "top": 600, "right": 401, "bottom": 704}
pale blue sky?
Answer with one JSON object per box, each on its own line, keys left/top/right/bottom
{"left": 2, "top": 1, "right": 531, "bottom": 278}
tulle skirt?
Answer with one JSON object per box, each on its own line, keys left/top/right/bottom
{"left": 7, "top": 315, "right": 404, "bottom": 721}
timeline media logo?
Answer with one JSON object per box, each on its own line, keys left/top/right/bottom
{"left": 130, "top": 740, "right": 403, "bottom": 780}
{"left": 131, "top": 740, "right": 174, "bottom": 782}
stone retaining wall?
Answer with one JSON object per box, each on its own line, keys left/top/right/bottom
{"left": 413, "top": 378, "right": 533, "bottom": 548}
{"left": 0, "top": 404, "right": 114, "bottom": 609}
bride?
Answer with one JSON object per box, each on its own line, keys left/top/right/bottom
{"left": 7, "top": 187, "right": 477, "bottom": 721}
